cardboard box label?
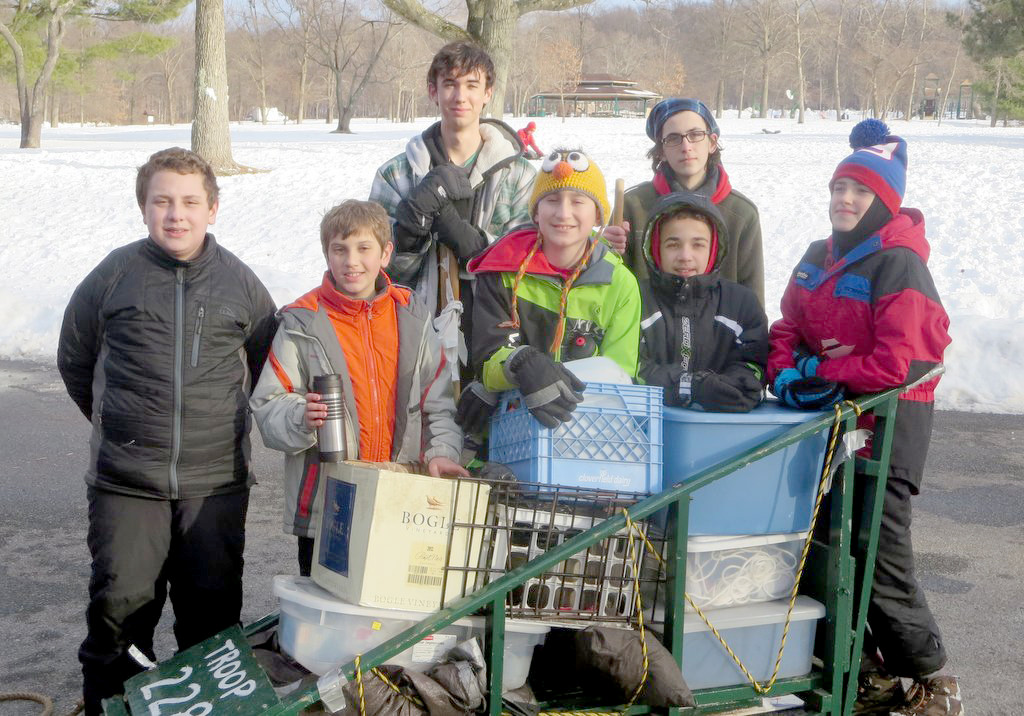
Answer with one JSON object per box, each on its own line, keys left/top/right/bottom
{"left": 408, "top": 542, "right": 445, "bottom": 587}
{"left": 319, "top": 479, "right": 357, "bottom": 576}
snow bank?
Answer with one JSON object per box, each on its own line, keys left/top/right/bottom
{"left": 1, "top": 115, "right": 1020, "bottom": 413}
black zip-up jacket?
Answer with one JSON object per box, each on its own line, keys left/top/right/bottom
{"left": 639, "top": 194, "right": 769, "bottom": 411}
{"left": 58, "top": 236, "right": 278, "bottom": 499}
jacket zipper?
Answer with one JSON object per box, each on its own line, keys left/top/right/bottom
{"left": 169, "top": 268, "right": 184, "bottom": 499}
{"left": 190, "top": 305, "right": 205, "bottom": 368}
{"left": 361, "top": 305, "right": 382, "bottom": 458}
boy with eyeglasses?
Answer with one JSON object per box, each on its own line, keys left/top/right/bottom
{"left": 610, "top": 98, "right": 765, "bottom": 306}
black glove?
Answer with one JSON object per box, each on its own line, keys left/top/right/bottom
{"left": 504, "top": 346, "right": 586, "bottom": 429}
{"left": 456, "top": 381, "right": 499, "bottom": 436}
{"left": 394, "top": 164, "right": 474, "bottom": 251}
{"left": 433, "top": 202, "right": 487, "bottom": 259}
{"left": 692, "top": 371, "right": 763, "bottom": 412}
{"left": 774, "top": 369, "right": 844, "bottom": 410}
{"left": 402, "top": 163, "right": 473, "bottom": 222}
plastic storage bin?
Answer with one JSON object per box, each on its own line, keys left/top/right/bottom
{"left": 489, "top": 382, "right": 663, "bottom": 492}
{"left": 662, "top": 401, "right": 828, "bottom": 534}
{"left": 274, "top": 576, "right": 550, "bottom": 691}
{"left": 679, "top": 596, "right": 825, "bottom": 689}
{"left": 684, "top": 532, "right": 808, "bottom": 611}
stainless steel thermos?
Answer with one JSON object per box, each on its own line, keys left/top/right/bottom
{"left": 313, "top": 373, "right": 346, "bottom": 462}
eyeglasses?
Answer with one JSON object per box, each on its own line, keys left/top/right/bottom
{"left": 661, "top": 130, "right": 709, "bottom": 147}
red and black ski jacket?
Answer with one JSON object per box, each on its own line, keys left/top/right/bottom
{"left": 768, "top": 208, "right": 951, "bottom": 489}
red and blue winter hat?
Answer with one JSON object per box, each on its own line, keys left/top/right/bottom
{"left": 830, "top": 119, "right": 908, "bottom": 215}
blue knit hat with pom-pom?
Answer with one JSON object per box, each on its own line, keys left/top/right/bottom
{"left": 830, "top": 119, "right": 908, "bottom": 215}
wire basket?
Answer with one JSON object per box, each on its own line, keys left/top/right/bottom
{"left": 443, "top": 480, "right": 666, "bottom": 623}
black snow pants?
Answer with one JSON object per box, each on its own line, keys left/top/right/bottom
{"left": 79, "top": 487, "right": 249, "bottom": 715}
{"left": 859, "top": 473, "right": 947, "bottom": 679}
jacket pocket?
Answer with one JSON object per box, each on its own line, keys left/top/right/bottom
{"left": 190, "top": 305, "right": 205, "bottom": 368}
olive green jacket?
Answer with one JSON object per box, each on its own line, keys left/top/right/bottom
{"left": 622, "top": 166, "right": 765, "bottom": 307}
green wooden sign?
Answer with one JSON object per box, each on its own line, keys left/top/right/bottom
{"left": 122, "top": 626, "right": 280, "bottom": 716}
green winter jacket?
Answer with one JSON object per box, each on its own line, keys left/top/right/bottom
{"left": 468, "top": 227, "right": 641, "bottom": 391}
{"left": 622, "top": 164, "right": 765, "bottom": 307}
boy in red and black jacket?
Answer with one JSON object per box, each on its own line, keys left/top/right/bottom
{"left": 767, "top": 120, "right": 960, "bottom": 716}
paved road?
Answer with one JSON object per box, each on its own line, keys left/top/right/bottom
{"left": 0, "top": 360, "right": 1021, "bottom": 714}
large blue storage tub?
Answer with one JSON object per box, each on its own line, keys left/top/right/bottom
{"left": 663, "top": 401, "right": 829, "bottom": 535}
{"left": 489, "top": 382, "right": 663, "bottom": 493}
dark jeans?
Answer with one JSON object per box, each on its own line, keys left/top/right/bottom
{"left": 80, "top": 487, "right": 249, "bottom": 715}
{"left": 860, "top": 474, "right": 947, "bottom": 679}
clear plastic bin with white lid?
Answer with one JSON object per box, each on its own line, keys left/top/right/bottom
{"left": 274, "top": 575, "right": 550, "bottom": 692}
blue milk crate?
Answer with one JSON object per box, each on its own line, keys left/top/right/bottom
{"left": 488, "top": 382, "right": 663, "bottom": 493}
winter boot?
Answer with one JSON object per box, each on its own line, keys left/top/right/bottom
{"left": 889, "top": 676, "right": 963, "bottom": 716}
{"left": 853, "top": 668, "right": 905, "bottom": 714}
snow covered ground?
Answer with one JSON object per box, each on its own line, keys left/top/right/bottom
{"left": 1, "top": 113, "right": 1021, "bottom": 413}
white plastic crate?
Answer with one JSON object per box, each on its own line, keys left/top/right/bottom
{"left": 274, "top": 576, "right": 549, "bottom": 692}
{"left": 684, "top": 532, "right": 808, "bottom": 611}
{"left": 487, "top": 502, "right": 653, "bottom": 620}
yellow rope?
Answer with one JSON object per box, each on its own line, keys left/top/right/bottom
{"left": 619, "top": 508, "right": 649, "bottom": 713}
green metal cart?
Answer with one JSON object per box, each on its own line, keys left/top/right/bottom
{"left": 104, "top": 367, "right": 941, "bottom": 716}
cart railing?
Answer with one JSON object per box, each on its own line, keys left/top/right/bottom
{"left": 121, "top": 367, "right": 943, "bottom": 716}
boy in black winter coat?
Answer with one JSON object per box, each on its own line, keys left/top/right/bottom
{"left": 57, "top": 148, "right": 278, "bottom": 715}
{"left": 638, "top": 192, "right": 768, "bottom": 411}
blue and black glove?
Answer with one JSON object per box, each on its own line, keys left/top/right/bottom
{"left": 773, "top": 368, "right": 844, "bottom": 410}
{"left": 792, "top": 347, "right": 821, "bottom": 377}
{"left": 504, "top": 346, "right": 586, "bottom": 429}
{"left": 456, "top": 381, "right": 499, "bottom": 436}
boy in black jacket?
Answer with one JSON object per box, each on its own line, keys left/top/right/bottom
{"left": 58, "top": 148, "right": 278, "bottom": 714}
{"left": 638, "top": 192, "right": 768, "bottom": 411}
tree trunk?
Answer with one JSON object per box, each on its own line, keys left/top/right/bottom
{"left": 192, "top": 0, "right": 238, "bottom": 172}
{"left": 990, "top": 61, "right": 1002, "bottom": 128}
{"left": 297, "top": 54, "right": 308, "bottom": 124}
{"left": 905, "top": 64, "right": 918, "bottom": 120}
{"left": 50, "top": 92, "right": 60, "bottom": 128}
{"left": 715, "top": 77, "right": 725, "bottom": 118}
{"left": 166, "top": 76, "right": 176, "bottom": 125}
{"left": 333, "top": 70, "right": 351, "bottom": 133}
{"left": 832, "top": 3, "right": 844, "bottom": 120}
{"left": 759, "top": 59, "right": 769, "bottom": 118}
{"left": 738, "top": 69, "right": 746, "bottom": 118}
{"left": 466, "top": 0, "right": 517, "bottom": 118}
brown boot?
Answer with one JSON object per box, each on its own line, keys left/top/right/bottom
{"left": 889, "top": 676, "right": 963, "bottom": 716}
{"left": 854, "top": 668, "right": 905, "bottom": 714}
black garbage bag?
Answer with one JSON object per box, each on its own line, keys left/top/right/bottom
{"left": 340, "top": 664, "right": 431, "bottom": 716}
{"left": 424, "top": 639, "right": 488, "bottom": 712}
{"left": 340, "top": 639, "right": 489, "bottom": 716}
{"left": 575, "top": 626, "right": 695, "bottom": 708}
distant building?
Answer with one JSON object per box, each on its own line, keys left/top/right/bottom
{"left": 528, "top": 74, "right": 662, "bottom": 118}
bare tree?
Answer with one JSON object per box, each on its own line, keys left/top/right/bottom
{"left": 786, "top": 0, "right": 813, "bottom": 122}
{"left": 710, "top": 0, "right": 739, "bottom": 118}
{"left": 156, "top": 28, "right": 190, "bottom": 125}
{"left": 0, "top": 0, "right": 77, "bottom": 147}
{"left": 308, "top": 0, "right": 399, "bottom": 133}
{"left": 741, "top": 0, "right": 790, "bottom": 118}
{"left": 542, "top": 36, "right": 581, "bottom": 121}
{"left": 193, "top": 0, "right": 240, "bottom": 172}
{"left": 239, "top": 0, "right": 271, "bottom": 123}
{"left": 379, "top": 0, "right": 596, "bottom": 119}
{"left": 266, "top": 0, "right": 316, "bottom": 123}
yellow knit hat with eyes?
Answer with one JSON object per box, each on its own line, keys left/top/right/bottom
{"left": 529, "top": 149, "right": 611, "bottom": 225}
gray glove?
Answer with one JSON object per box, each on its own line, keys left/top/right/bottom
{"left": 504, "top": 346, "right": 586, "bottom": 429}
